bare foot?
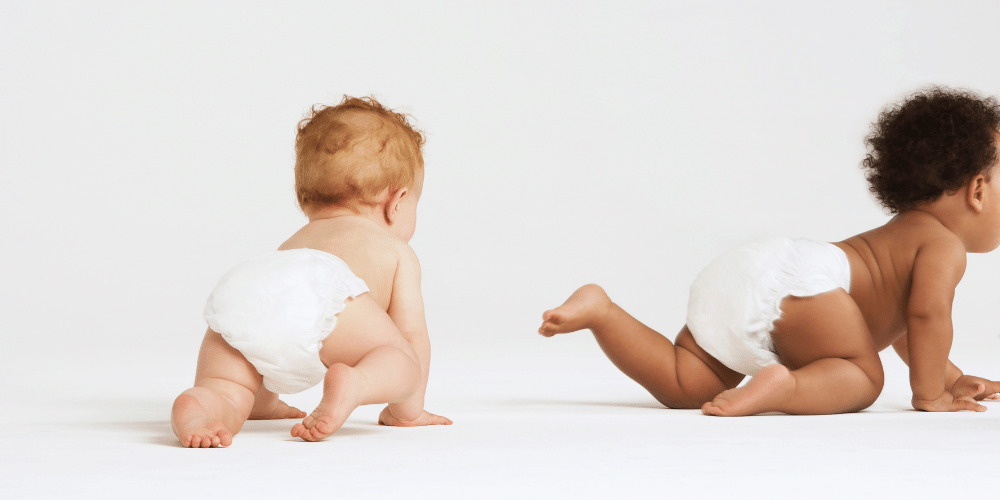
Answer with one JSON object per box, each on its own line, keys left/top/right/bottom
{"left": 378, "top": 406, "right": 454, "bottom": 427}
{"left": 290, "top": 364, "right": 362, "bottom": 441}
{"left": 539, "top": 284, "right": 612, "bottom": 337}
{"left": 701, "top": 364, "right": 795, "bottom": 417}
{"left": 171, "top": 393, "right": 233, "bottom": 448}
{"left": 249, "top": 397, "right": 306, "bottom": 420}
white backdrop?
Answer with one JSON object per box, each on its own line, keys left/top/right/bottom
{"left": 7, "top": 2, "right": 1000, "bottom": 498}
{"left": 3, "top": 0, "right": 1000, "bottom": 411}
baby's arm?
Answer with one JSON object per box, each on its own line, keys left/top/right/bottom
{"left": 379, "top": 245, "right": 450, "bottom": 426}
{"left": 891, "top": 336, "right": 962, "bottom": 386}
{"left": 904, "top": 238, "right": 987, "bottom": 411}
{"left": 893, "top": 337, "right": 1000, "bottom": 402}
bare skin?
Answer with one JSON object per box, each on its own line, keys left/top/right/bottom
{"left": 248, "top": 387, "right": 307, "bottom": 421}
{"left": 172, "top": 167, "right": 450, "bottom": 447}
{"left": 171, "top": 329, "right": 261, "bottom": 448}
{"left": 541, "top": 170, "right": 1000, "bottom": 416}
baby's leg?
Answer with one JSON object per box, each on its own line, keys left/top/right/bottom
{"left": 540, "top": 284, "right": 744, "bottom": 408}
{"left": 291, "top": 294, "right": 420, "bottom": 441}
{"left": 703, "top": 289, "right": 884, "bottom": 416}
{"left": 171, "top": 329, "right": 262, "bottom": 447}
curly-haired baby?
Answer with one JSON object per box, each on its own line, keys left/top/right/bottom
{"left": 172, "top": 96, "right": 451, "bottom": 447}
{"left": 540, "top": 86, "right": 1000, "bottom": 416}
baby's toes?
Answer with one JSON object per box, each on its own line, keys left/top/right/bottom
{"left": 545, "top": 309, "right": 565, "bottom": 324}
{"left": 302, "top": 426, "right": 326, "bottom": 441}
{"left": 539, "top": 318, "right": 562, "bottom": 336}
{"left": 701, "top": 402, "right": 724, "bottom": 417}
{"left": 301, "top": 414, "right": 317, "bottom": 428}
{"left": 701, "top": 395, "right": 735, "bottom": 417}
{"left": 313, "top": 417, "right": 333, "bottom": 435}
{"left": 197, "top": 434, "right": 216, "bottom": 448}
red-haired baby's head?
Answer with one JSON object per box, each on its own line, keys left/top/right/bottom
{"left": 295, "top": 96, "right": 425, "bottom": 213}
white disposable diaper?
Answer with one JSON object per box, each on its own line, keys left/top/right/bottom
{"left": 203, "top": 248, "right": 369, "bottom": 394}
{"left": 686, "top": 237, "right": 851, "bottom": 376}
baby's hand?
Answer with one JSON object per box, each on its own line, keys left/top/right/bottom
{"left": 378, "top": 406, "right": 453, "bottom": 427}
{"left": 951, "top": 375, "right": 1000, "bottom": 401}
{"left": 912, "top": 391, "right": 987, "bottom": 413}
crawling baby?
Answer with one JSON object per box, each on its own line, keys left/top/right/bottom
{"left": 171, "top": 96, "right": 451, "bottom": 447}
{"left": 541, "top": 86, "right": 1000, "bottom": 416}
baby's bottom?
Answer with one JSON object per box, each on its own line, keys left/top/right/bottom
{"left": 540, "top": 285, "right": 884, "bottom": 416}
{"left": 704, "top": 289, "right": 884, "bottom": 416}
{"left": 171, "top": 293, "right": 419, "bottom": 447}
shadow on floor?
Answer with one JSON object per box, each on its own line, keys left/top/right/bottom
{"left": 502, "top": 398, "right": 665, "bottom": 410}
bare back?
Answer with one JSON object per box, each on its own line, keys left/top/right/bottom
{"left": 833, "top": 210, "right": 967, "bottom": 351}
{"left": 277, "top": 216, "right": 408, "bottom": 312}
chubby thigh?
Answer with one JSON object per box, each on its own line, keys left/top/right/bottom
{"left": 771, "top": 289, "right": 883, "bottom": 382}
{"left": 319, "top": 292, "right": 417, "bottom": 368}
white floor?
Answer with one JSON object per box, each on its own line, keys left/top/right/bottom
{"left": 3, "top": 333, "right": 998, "bottom": 500}
{"left": 5, "top": 2, "right": 1000, "bottom": 499}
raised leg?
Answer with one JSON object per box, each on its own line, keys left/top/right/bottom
{"left": 702, "top": 289, "right": 884, "bottom": 416}
{"left": 171, "top": 328, "right": 262, "bottom": 447}
{"left": 540, "top": 284, "right": 744, "bottom": 408}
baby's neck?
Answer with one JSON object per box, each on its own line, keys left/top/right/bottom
{"left": 306, "top": 205, "right": 387, "bottom": 228}
{"left": 911, "top": 196, "right": 978, "bottom": 252}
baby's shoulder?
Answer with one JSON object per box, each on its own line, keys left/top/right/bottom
{"left": 344, "top": 225, "right": 420, "bottom": 303}
{"left": 890, "top": 211, "right": 967, "bottom": 272}
{"left": 343, "top": 220, "right": 421, "bottom": 277}
{"left": 280, "top": 216, "right": 411, "bottom": 279}
{"left": 341, "top": 219, "right": 413, "bottom": 266}
{"left": 893, "top": 211, "right": 965, "bottom": 249}
{"left": 851, "top": 211, "right": 965, "bottom": 276}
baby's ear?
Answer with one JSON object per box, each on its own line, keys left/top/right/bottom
{"left": 383, "top": 186, "right": 409, "bottom": 225}
{"left": 967, "top": 174, "right": 987, "bottom": 213}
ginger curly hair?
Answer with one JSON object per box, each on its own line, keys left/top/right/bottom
{"left": 294, "top": 95, "right": 425, "bottom": 212}
{"left": 862, "top": 86, "right": 1000, "bottom": 213}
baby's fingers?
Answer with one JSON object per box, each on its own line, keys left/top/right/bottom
{"left": 978, "top": 380, "right": 1000, "bottom": 400}
{"left": 915, "top": 394, "right": 987, "bottom": 412}
{"left": 954, "top": 396, "right": 987, "bottom": 412}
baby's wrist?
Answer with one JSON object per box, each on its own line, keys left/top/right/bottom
{"left": 911, "top": 391, "right": 948, "bottom": 408}
{"left": 946, "top": 370, "right": 965, "bottom": 390}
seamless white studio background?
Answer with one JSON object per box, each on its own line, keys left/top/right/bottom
{"left": 4, "top": 0, "right": 1000, "bottom": 363}
{"left": 2, "top": 1, "right": 1000, "bottom": 498}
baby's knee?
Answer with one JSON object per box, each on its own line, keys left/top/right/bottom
{"left": 858, "top": 356, "right": 885, "bottom": 390}
{"left": 853, "top": 358, "right": 885, "bottom": 409}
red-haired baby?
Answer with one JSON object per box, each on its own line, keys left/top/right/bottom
{"left": 172, "top": 96, "right": 450, "bottom": 447}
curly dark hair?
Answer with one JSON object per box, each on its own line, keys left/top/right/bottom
{"left": 862, "top": 86, "right": 1000, "bottom": 213}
